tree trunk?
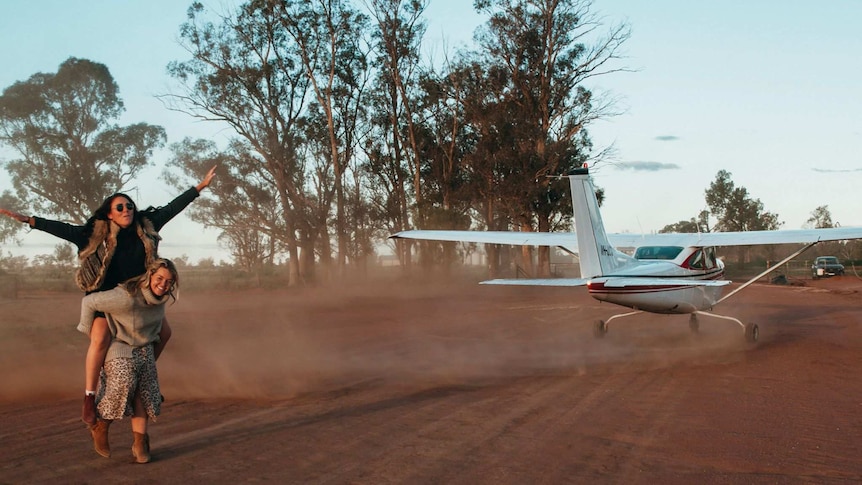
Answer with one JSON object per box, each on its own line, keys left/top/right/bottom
{"left": 485, "top": 196, "right": 499, "bottom": 278}
{"left": 536, "top": 213, "right": 552, "bottom": 277}
{"left": 520, "top": 220, "right": 534, "bottom": 277}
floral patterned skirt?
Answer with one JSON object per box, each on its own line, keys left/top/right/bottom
{"left": 95, "top": 345, "right": 161, "bottom": 421}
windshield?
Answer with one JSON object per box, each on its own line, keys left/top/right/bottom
{"left": 634, "top": 246, "right": 684, "bottom": 260}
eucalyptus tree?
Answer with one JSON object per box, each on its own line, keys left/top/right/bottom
{"left": 806, "top": 205, "right": 834, "bottom": 229}
{"left": 164, "top": 1, "right": 312, "bottom": 285}
{"left": 660, "top": 210, "right": 711, "bottom": 234}
{"left": 803, "top": 205, "right": 855, "bottom": 261}
{"left": 277, "top": 0, "right": 371, "bottom": 276}
{"left": 0, "top": 57, "right": 165, "bottom": 223}
{"left": 409, "top": 67, "right": 475, "bottom": 270}
{"left": 705, "top": 170, "right": 781, "bottom": 233}
{"left": 446, "top": 58, "right": 518, "bottom": 276}
{"left": 705, "top": 170, "right": 781, "bottom": 264}
{"left": 365, "top": 0, "right": 428, "bottom": 269}
{"left": 469, "top": 0, "right": 630, "bottom": 276}
{"left": 163, "top": 137, "right": 284, "bottom": 273}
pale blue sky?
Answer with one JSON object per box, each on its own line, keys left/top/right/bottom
{"left": 2, "top": 1, "right": 860, "bottom": 262}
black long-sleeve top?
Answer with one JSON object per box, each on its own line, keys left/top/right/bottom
{"left": 32, "top": 187, "right": 199, "bottom": 292}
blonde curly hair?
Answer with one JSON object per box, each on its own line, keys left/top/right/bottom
{"left": 122, "top": 258, "right": 179, "bottom": 302}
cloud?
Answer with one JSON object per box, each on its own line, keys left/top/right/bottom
{"left": 614, "top": 161, "right": 681, "bottom": 172}
{"left": 812, "top": 167, "right": 862, "bottom": 173}
{"left": 655, "top": 135, "right": 680, "bottom": 141}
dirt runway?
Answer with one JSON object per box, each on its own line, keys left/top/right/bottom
{"left": 1, "top": 276, "right": 861, "bottom": 483}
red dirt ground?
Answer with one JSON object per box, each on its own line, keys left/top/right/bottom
{"left": 1, "top": 275, "right": 861, "bottom": 483}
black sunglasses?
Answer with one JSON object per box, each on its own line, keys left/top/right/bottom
{"left": 114, "top": 203, "right": 135, "bottom": 212}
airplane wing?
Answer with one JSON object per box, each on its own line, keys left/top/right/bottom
{"left": 609, "top": 227, "right": 862, "bottom": 248}
{"left": 391, "top": 230, "right": 578, "bottom": 253}
{"left": 392, "top": 226, "right": 862, "bottom": 253}
{"left": 480, "top": 278, "right": 589, "bottom": 287}
{"left": 479, "top": 277, "right": 730, "bottom": 288}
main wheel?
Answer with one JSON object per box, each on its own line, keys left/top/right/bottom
{"left": 744, "top": 323, "right": 759, "bottom": 343}
{"left": 689, "top": 315, "right": 699, "bottom": 334}
{"left": 593, "top": 320, "right": 608, "bottom": 338}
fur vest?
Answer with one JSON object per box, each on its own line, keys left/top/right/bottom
{"left": 75, "top": 218, "right": 160, "bottom": 292}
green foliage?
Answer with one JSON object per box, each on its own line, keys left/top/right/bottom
{"left": 31, "top": 243, "right": 76, "bottom": 279}
{"left": 660, "top": 210, "right": 710, "bottom": 233}
{"left": 161, "top": 0, "right": 629, "bottom": 279}
{"left": 0, "top": 58, "right": 165, "bottom": 222}
{"left": 660, "top": 219, "right": 700, "bottom": 234}
{"left": 163, "top": 137, "right": 285, "bottom": 273}
{"left": 166, "top": 0, "right": 327, "bottom": 285}
{"left": 806, "top": 205, "right": 835, "bottom": 229}
{"left": 363, "top": 0, "right": 429, "bottom": 238}
{"left": 280, "top": 0, "right": 371, "bottom": 272}
{"left": 0, "top": 252, "right": 28, "bottom": 272}
{"left": 463, "top": 0, "right": 628, "bottom": 226}
{"left": 705, "top": 170, "right": 782, "bottom": 232}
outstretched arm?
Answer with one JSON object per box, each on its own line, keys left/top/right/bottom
{"left": 0, "top": 208, "right": 34, "bottom": 227}
{"left": 2, "top": 208, "right": 88, "bottom": 247}
{"left": 148, "top": 165, "right": 218, "bottom": 231}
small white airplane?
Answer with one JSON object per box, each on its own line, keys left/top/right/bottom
{"left": 391, "top": 166, "right": 862, "bottom": 343}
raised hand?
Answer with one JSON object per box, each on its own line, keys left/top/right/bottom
{"left": 196, "top": 165, "right": 217, "bottom": 192}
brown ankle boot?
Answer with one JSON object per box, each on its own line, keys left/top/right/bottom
{"left": 132, "top": 432, "right": 151, "bottom": 464}
{"left": 81, "top": 394, "right": 96, "bottom": 426}
{"left": 89, "top": 419, "right": 112, "bottom": 458}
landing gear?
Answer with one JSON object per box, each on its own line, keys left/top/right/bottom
{"left": 591, "top": 311, "right": 643, "bottom": 339}
{"left": 695, "top": 311, "right": 759, "bottom": 344}
{"left": 689, "top": 314, "right": 700, "bottom": 334}
{"left": 594, "top": 320, "right": 608, "bottom": 338}
{"left": 591, "top": 310, "right": 758, "bottom": 344}
{"left": 744, "top": 323, "right": 759, "bottom": 343}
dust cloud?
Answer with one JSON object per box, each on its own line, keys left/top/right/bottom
{"left": 0, "top": 280, "right": 757, "bottom": 403}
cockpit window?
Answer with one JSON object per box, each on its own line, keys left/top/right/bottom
{"left": 685, "top": 247, "right": 718, "bottom": 270}
{"left": 688, "top": 250, "right": 704, "bottom": 269}
{"left": 704, "top": 247, "right": 717, "bottom": 269}
{"left": 634, "top": 246, "right": 684, "bottom": 260}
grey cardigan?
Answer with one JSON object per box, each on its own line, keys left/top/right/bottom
{"left": 78, "top": 285, "right": 169, "bottom": 362}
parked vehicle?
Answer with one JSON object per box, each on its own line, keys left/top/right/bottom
{"left": 811, "top": 256, "right": 844, "bottom": 279}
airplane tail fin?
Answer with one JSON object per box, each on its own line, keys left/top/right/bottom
{"left": 568, "top": 167, "right": 631, "bottom": 278}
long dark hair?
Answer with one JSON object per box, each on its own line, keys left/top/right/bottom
{"left": 82, "top": 192, "right": 157, "bottom": 238}
{"left": 121, "top": 258, "right": 179, "bottom": 302}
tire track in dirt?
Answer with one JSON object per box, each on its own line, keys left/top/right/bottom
{"left": 309, "top": 304, "right": 700, "bottom": 483}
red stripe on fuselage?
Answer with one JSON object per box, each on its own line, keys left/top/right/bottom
{"left": 587, "top": 271, "right": 725, "bottom": 295}
{"left": 587, "top": 284, "right": 693, "bottom": 295}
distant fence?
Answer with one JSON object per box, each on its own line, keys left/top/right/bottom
{"left": 764, "top": 260, "right": 818, "bottom": 280}
{"left": 0, "top": 264, "right": 414, "bottom": 297}
{"left": 2, "top": 258, "right": 859, "bottom": 299}
{"left": 0, "top": 274, "right": 19, "bottom": 298}
{"left": 749, "top": 259, "right": 862, "bottom": 281}
{"left": 524, "top": 259, "right": 849, "bottom": 282}
{"left": 0, "top": 273, "right": 77, "bottom": 296}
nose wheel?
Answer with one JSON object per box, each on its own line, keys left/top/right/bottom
{"left": 744, "top": 323, "right": 759, "bottom": 343}
{"left": 594, "top": 319, "right": 608, "bottom": 338}
{"left": 694, "top": 311, "right": 759, "bottom": 343}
